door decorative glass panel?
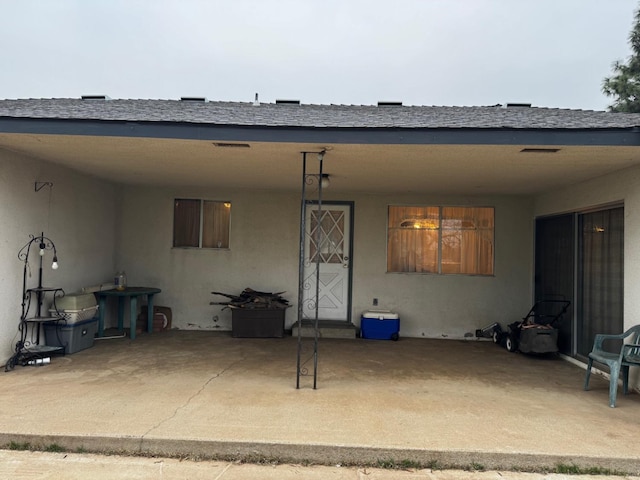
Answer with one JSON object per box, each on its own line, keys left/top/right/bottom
{"left": 303, "top": 204, "right": 351, "bottom": 321}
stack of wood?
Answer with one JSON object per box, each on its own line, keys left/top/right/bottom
{"left": 210, "top": 288, "right": 290, "bottom": 310}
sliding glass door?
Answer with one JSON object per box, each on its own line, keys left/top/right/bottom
{"left": 577, "top": 207, "right": 624, "bottom": 358}
{"left": 535, "top": 214, "right": 574, "bottom": 354}
{"left": 535, "top": 206, "right": 623, "bottom": 358}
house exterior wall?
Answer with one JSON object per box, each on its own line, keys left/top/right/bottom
{"left": 118, "top": 186, "right": 533, "bottom": 339}
{"left": 534, "top": 163, "right": 640, "bottom": 331}
{"left": 347, "top": 193, "right": 533, "bottom": 338}
{"left": 535, "top": 164, "right": 640, "bottom": 389}
{"left": 0, "top": 150, "right": 117, "bottom": 362}
{"left": 117, "top": 187, "right": 301, "bottom": 331}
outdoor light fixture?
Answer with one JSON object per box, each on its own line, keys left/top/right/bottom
{"left": 302, "top": 173, "right": 330, "bottom": 189}
{"left": 6, "top": 232, "right": 62, "bottom": 371}
{"left": 19, "top": 233, "right": 59, "bottom": 272}
{"left": 320, "top": 174, "right": 330, "bottom": 189}
{"left": 300, "top": 150, "right": 330, "bottom": 190}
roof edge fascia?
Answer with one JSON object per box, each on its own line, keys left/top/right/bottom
{"left": 1, "top": 117, "right": 639, "bottom": 147}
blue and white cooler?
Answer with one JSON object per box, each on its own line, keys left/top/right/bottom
{"left": 361, "top": 310, "right": 400, "bottom": 340}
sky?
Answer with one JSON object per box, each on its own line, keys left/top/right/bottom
{"left": 1, "top": 0, "right": 638, "bottom": 111}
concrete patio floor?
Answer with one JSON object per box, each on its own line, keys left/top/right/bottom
{"left": 0, "top": 330, "right": 638, "bottom": 475}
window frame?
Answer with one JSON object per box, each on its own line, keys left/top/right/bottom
{"left": 173, "top": 198, "right": 231, "bottom": 249}
{"left": 387, "top": 205, "right": 495, "bottom": 276}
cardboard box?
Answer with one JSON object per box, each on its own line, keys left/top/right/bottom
{"left": 43, "top": 318, "right": 98, "bottom": 354}
{"left": 136, "top": 305, "right": 172, "bottom": 333}
{"left": 361, "top": 310, "right": 400, "bottom": 340}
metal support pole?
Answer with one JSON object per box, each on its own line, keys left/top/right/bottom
{"left": 296, "top": 153, "right": 307, "bottom": 389}
{"left": 296, "top": 150, "right": 326, "bottom": 389}
{"left": 312, "top": 156, "right": 324, "bottom": 389}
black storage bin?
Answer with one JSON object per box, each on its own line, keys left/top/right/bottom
{"left": 231, "top": 309, "right": 285, "bottom": 338}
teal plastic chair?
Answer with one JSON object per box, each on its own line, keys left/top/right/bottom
{"left": 584, "top": 324, "right": 640, "bottom": 407}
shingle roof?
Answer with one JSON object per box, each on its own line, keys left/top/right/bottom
{"left": 1, "top": 98, "right": 640, "bottom": 129}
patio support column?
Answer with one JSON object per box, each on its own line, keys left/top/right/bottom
{"left": 296, "top": 150, "right": 326, "bottom": 389}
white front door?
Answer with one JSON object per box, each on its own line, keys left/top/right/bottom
{"left": 302, "top": 203, "right": 352, "bottom": 321}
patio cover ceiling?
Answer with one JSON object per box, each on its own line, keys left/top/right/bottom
{"left": 2, "top": 133, "right": 640, "bottom": 195}
{"left": 1, "top": 99, "right": 640, "bottom": 195}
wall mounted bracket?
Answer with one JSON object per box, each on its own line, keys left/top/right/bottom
{"left": 34, "top": 182, "right": 53, "bottom": 192}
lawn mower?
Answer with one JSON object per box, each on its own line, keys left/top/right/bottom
{"left": 478, "top": 299, "right": 571, "bottom": 354}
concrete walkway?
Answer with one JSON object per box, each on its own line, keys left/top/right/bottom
{"left": 1, "top": 331, "right": 638, "bottom": 476}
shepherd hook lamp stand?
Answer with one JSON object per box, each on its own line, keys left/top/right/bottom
{"left": 5, "top": 233, "right": 65, "bottom": 371}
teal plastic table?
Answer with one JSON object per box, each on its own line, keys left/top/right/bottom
{"left": 96, "top": 287, "right": 161, "bottom": 340}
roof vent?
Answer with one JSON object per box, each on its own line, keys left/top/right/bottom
{"left": 213, "top": 142, "right": 251, "bottom": 148}
{"left": 377, "top": 101, "right": 403, "bottom": 106}
{"left": 81, "top": 95, "right": 111, "bottom": 100}
{"left": 180, "top": 96, "right": 208, "bottom": 102}
{"left": 505, "top": 103, "right": 532, "bottom": 108}
{"left": 520, "top": 148, "right": 560, "bottom": 153}
{"left": 275, "top": 99, "right": 300, "bottom": 105}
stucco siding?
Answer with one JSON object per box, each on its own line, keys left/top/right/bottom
{"left": 348, "top": 194, "right": 533, "bottom": 339}
{"left": 534, "top": 164, "right": 640, "bottom": 389}
{"left": 118, "top": 187, "right": 533, "bottom": 339}
{"left": 117, "top": 187, "right": 301, "bottom": 332}
{"left": 534, "top": 163, "right": 640, "bottom": 331}
{"left": 0, "top": 150, "right": 117, "bottom": 362}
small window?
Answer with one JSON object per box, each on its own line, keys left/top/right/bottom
{"left": 387, "top": 206, "right": 494, "bottom": 275}
{"left": 173, "top": 199, "right": 231, "bottom": 248}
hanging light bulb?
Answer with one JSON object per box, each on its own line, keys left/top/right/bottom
{"left": 320, "top": 174, "right": 330, "bottom": 189}
{"left": 39, "top": 241, "right": 45, "bottom": 256}
{"left": 51, "top": 255, "right": 59, "bottom": 270}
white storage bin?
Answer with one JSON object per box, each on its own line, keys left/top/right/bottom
{"left": 50, "top": 292, "right": 98, "bottom": 324}
{"left": 51, "top": 306, "right": 99, "bottom": 324}
{"left": 56, "top": 293, "right": 97, "bottom": 310}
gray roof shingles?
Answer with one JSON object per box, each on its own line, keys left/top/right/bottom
{"left": 1, "top": 98, "right": 640, "bottom": 129}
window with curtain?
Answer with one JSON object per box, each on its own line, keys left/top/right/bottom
{"left": 387, "top": 206, "right": 494, "bottom": 275}
{"left": 173, "top": 199, "right": 231, "bottom": 248}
